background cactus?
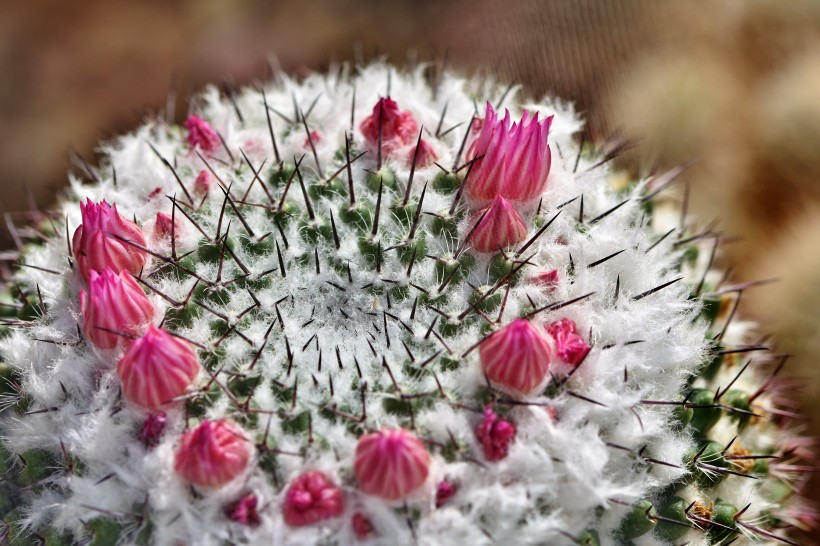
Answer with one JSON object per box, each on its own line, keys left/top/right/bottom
{"left": 0, "top": 63, "right": 812, "bottom": 545}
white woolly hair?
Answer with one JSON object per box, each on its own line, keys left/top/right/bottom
{"left": 2, "top": 62, "right": 770, "bottom": 546}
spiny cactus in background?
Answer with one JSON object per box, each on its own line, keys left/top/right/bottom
{"left": 0, "top": 63, "right": 813, "bottom": 545}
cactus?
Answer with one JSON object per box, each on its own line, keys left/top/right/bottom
{"left": 0, "top": 63, "right": 813, "bottom": 545}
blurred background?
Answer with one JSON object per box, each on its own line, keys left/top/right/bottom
{"left": 2, "top": 0, "right": 820, "bottom": 495}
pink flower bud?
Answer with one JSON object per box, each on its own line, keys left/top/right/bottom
{"left": 480, "top": 318, "right": 552, "bottom": 395}
{"left": 469, "top": 195, "right": 528, "bottom": 253}
{"left": 139, "top": 412, "right": 167, "bottom": 448}
{"left": 408, "top": 138, "right": 437, "bottom": 168}
{"left": 360, "top": 97, "right": 418, "bottom": 157}
{"left": 470, "top": 115, "right": 484, "bottom": 136}
{"left": 194, "top": 169, "right": 211, "bottom": 195}
{"left": 352, "top": 512, "right": 375, "bottom": 539}
{"left": 531, "top": 268, "right": 559, "bottom": 291}
{"left": 174, "top": 419, "right": 252, "bottom": 488}
{"left": 226, "top": 493, "right": 262, "bottom": 527}
{"left": 475, "top": 405, "right": 517, "bottom": 462}
{"left": 354, "top": 427, "right": 431, "bottom": 501}
{"left": 465, "top": 103, "right": 553, "bottom": 208}
{"left": 184, "top": 115, "right": 221, "bottom": 154}
{"left": 241, "top": 138, "right": 267, "bottom": 159}
{"left": 116, "top": 325, "right": 201, "bottom": 410}
{"left": 79, "top": 268, "right": 154, "bottom": 349}
{"left": 153, "top": 212, "right": 181, "bottom": 240}
{"left": 303, "top": 130, "right": 322, "bottom": 148}
{"left": 435, "top": 480, "right": 456, "bottom": 508}
{"left": 546, "top": 318, "right": 591, "bottom": 366}
{"left": 72, "top": 199, "right": 147, "bottom": 281}
{"left": 283, "top": 471, "right": 345, "bottom": 527}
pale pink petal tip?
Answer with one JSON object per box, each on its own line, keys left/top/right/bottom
{"left": 194, "top": 169, "right": 211, "bottom": 195}
{"left": 117, "top": 325, "right": 201, "bottom": 410}
{"left": 352, "top": 512, "right": 375, "bottom": 539}
{"left": 79, "top": 268, "right": 154, "bottom": 349}
{"left": 531, "top": 268, "right": 559, "bottom": 291}
{"left": 480, "top": 318, "right": 552, "bottom": 394}
{"left": 465, "top": 102, "right": 553, "bottom": 208}
{"left": 184, "top": 115, "right": 221, "bottom": 154}
{"left": 475, "top": 405, "right": 517, "bottom": 462}
{"left": 469, "top": 195, "right": 528, "bottom": 253}
{"left": 72, "top": 199, "right": 147, "bottom": 281}
{"left": 546, "top": 318, "right": 591, "bottom": 366}
{"left": 354, "top": 427, "right": 431, "bottom": 501}
{"left": 359, "top": 97, "right": 419, "bottom": 158}
{"left": 174, "top": 419, "right": 252, "bottom": 488}
{"left": 226, "top": 493, "right": 262, "bottom": 527}
{"left": 283, "top": 471, "right": 345, "bottom": 527}
{"left": 153, "top": 212, "right": 181, "bottom": 240}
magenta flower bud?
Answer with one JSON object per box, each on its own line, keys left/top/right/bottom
{"left": 72, "top": 199, "right": 147, "bottom": 281}
{"left": 153, "top": 212, "right": 181, "bottom": 240}
{"left": 435, "top": 480, "right": 456, "bottom": 508}
{"left": 408, "top": 138, "right": 437, "bottom": 169}
{"left": 360, "top": 97, "right": 418, "bottom": 157}
{"left": 480, "top": 318, "right": 552, "bottom": 395}
{"left": 226, "top": 493, "right": 262, "bottom": 527}
{"left": 79, "top": 268, "right": 155, "bottom": 349}
{"left": 475, "top": 405, "right": 517, "bottom": 462}
{"left": 354, "top": 427, "right": 431, "bottom": 501}
{"left": 465, "top": 103, "right": 553, "bottom": 208}
{"left": 139, "top": 412, "right": 167, "bottom": 448}
{"left": 352, "top": 512, "right": 375, "bottom": 539}
{"left": 117, "top": 325, "right": 201, "bottom": 410}
{"left": 469, "top": 195, "right": 528, "bottom": 253}
{"left": 546, "top": 318, "right": 591, "bottom": 366}
{"left": 174, "top": 419, "right": 253, "bottom": 488}
{"left": 194, "top": 169, "right": 211, "bottom": 195}
{"left": 184, "top": 115, "right": 221, "bottom": 154}
{"left": 283, "top": 471, "right": 345, "bottom": 527}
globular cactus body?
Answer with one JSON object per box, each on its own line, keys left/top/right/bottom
{"left": 0, "top": 63, "right": 812, "bottom": 545}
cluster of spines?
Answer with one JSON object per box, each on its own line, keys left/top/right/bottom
{"left": 0, "top": 64, "right": 812, "bottom": 546}
{"left": 613, "top": 292, "right": 810, "bottom": 545}
{"left": 595, "top": 196, "right": 815, "bottom": 546}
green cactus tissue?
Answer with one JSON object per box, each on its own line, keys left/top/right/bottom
{"left": 0, "top": 63, "right": 813, "bottom": 545}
